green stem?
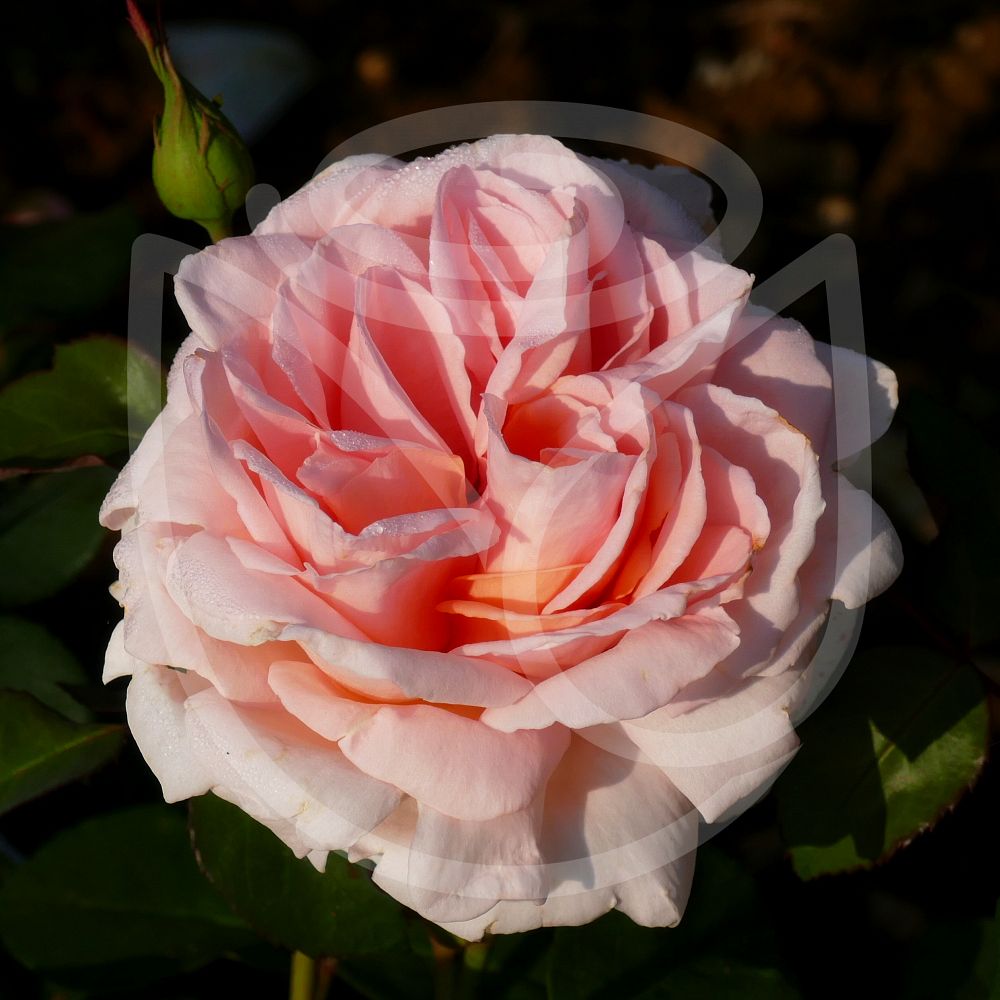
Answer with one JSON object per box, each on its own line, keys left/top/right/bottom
{"left": 199, "top": 216, "right": 232, "bottom": 243}
{"left": 431, "top": 938, "right": 458, "bottom": 1000}
{"left": 457, "top": 940, "right": 491, "bottom": 999}
{"left": 289, "top": 951, "right": 315, "bottom": 1000}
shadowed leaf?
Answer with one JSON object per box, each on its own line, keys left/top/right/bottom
{"left": 0, "top": 465, "right": 116, "bottom": 606}
{"left": 0, "top": 691, "right": 121, "bottom": 814}
{"left": 0, "top": 805, "right": 254, "bottom": 989}
{"left": 0, "top": 336, "right": 163, "bottom": 465}
{"left": 777, "top": 645, "right": 987, "bottom": 878}
{"left": 189, "top": 793, "right": 410, "bottom": 959}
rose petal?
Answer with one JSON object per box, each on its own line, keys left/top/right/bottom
{"left": 339, "top": 705, "right": 569, "bottom": 820}
{"left": 125, "top": 662, "right": 214, "bottom": 801}
{"left": 828, "top": 474, "right": 903, "bottom": 610}
{"left": 433, "top": 735, "right": 699, "bottom": 937}
{"left": 164, "top": 530, "right": 363, "bottom": 645}
{"left": 267, "top": 660, "right": 376, "bottom": 740}
{"left": 185, "top": 688, "right": 403, "bottom": 854}
{"left": 481, "top": 607, "right": 740, "bottom": 731}
{"left": 481, "top": 395, "right": 634, "bottom": 574}
{"left": 256, "top": 154, "right": 405, "bottom": 240}
{"left": 175, "top": 234, "right": 311, "bottom": 347}
{"left": 362, "top": 800, "right": 548, "bottom": 924}
{"left": 282, "top": 623, "right": 534, "bottom": 707}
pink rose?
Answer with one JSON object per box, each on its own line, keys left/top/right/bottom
{"left": 101, "top": 135, "right": 901, "bottom": 938}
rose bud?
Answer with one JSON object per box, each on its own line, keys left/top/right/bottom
{"left": 127, "top": 0, "right": 253, "bottom": 242}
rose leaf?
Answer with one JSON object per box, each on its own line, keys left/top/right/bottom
{"left": 776, "top": 645, "right": 988, "bottom": 880}
{"left": 0, "top": 204, "right": 139, "bottom": 334}
{"left": 548, "top": 847, "right": 799, "bottom": 999}
{"left": 0, "top": 336, "right": 164, "bottom": 465}
{"left": 0, "top": 464, "right": 117, "bottom": 607}
{"left": 0, "top": 690, "right": 122, "bottom": 815}
{"left": 900, "top": 913, "right": 1000, "bottom": 1000}
{"left": 189, "top": 792, "right": 412, "bottom": 960}
{"left": 0, "top": 615, "right": 90, "bottom": 722}
{"left": 0, "top": 804, "right": 255, "bottom": 989}
{"left": 904, "top": 391, "right": 1000, "bottom": 649}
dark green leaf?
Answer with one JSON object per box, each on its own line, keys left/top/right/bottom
{"left": 0, "top": 615, "right": 89, "bottom": 722}
{"left": 548, "top": 847, "right": 798, "bottom": 999}
{"left": 339, "top": 925, "right": 435, "bottom": 1000}
{"left": 905, "top": 392, "right": 1000, "bottom": 648}
{"left": 0, "top": 805, "right": 255, "bottom": 989}
{"left": 0, "top": 336, "right": 163, "bottom": 464}
{"left": 0, "top": 464, "right": 117, "bottom": 606}
{"left": 0, "top": 204, "right": 140, "bottom": 332}
{"left": 904, "top": 391, "right": 1000, "bottom": 514}
{"left": 189, "top": 793, "right": 410, "bottom": 959}
{"left": 902, "top": 916, "right": 999, "bottom": 1000}
{"left": 0, "top": 690, "right": 121, "bottom": 814}
{"left": 777, "top": 645, "right": 988, "bottom": 879}
{"left": 466, "top": 931, "right": 553, "bottom": 1000}
{"left": 635, "top": 958, "right": 800, "bottom": 999}
{"left": 991, "top": 901, "right": 1000, "bottom": 1000}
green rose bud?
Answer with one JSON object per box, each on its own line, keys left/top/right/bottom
{"left": 127, "top": 1, "right": 254, "bottom": 243}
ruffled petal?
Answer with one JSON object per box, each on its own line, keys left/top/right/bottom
{"left": 339, "top": 705, "right": 569, "bottom": 820}
{"left": 282, "top": 623, "right": 534, "bottom": 707}
{"left": 174, "top": 234, "right": 311, "bottom": 347}
{"left": 124, "top": 662, "right": 214, "bottom": 802}
{"left": 185, "top": 687, "right": 403, "bottom": 855}
{"left": 480, "top": 607, "right": 739, "bottom": 731}
{"left": 826, "top": 474, "right": 904, "bottom": 610}
{"left": 361, "top": 800, "right": 547, "bottom": 924}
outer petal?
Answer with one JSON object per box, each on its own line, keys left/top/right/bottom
{"left": 615, "top": 671, "right": 804, "bottom": 823}
{"left": 710, "top": 310, "right": 833, "bottom": 448}
{"left": 99, "top": 333, "right": 203, "bottom": 531}
{"left": 267, "top": 661, "right": 377, "bottom": 741}
{"left": 676, "top": 383, "right": 825, "bottom": 676}
{"left": 125, "top": 662, "right": 214, "bottom": 802}
{"left": 710, "top": 311, "right": 898, "bottom": 463}
{"left": 114, "top": 527, "right": 281, "bottom": 703}
{"left": 255, "top": 154, "right": 406, "bottom": 240}
{"left": 357, "top": 734, "right": 699, "bottom": 938}
{"left": 821, "top": 344, "right": 898, "bottom": 463}
{"left": 825, "top": 474, "right": 904, "bottom": 610}
{"left": 494, "top": 734, "right": 698, "bottom": 933}
{"left": 359, "top": 801, "right": 548, "bottom": 924}
{"left": 588, "top": 158, "right": 713, "bottom": 244}
{"left": 174, "top": 234, "right": 311, "bottom": 347}
{"left": 163, "top": 530, "right": 363, "bottom": 645}
{"left": 185, "top": 689, "right": 403, "bottom": 856}
{"left": 339, "top": 705, "right": 569, "bottom": 821}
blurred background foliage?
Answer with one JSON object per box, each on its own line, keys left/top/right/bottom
{"left": 0, "top": 0, "right": 999, "bottom": 997}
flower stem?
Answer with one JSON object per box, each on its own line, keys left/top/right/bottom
{"left": 431, "top": 937, "right": 459, "bottom": 1000}
{"left": 199, "top": 217, "right": 232, "bottom": 244}
{"left": 289, "top": 951, "right": 315, "bottom": 1000}
{"left": 457, "top": 940, "right": 491, "bottom": 999}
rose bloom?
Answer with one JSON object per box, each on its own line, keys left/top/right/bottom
{"left": 102, "top": 135, "right": 901, "bottom": 938}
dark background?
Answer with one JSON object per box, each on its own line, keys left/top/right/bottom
{"left": 1, "top": 1, "right": 999, "bottom": 996}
